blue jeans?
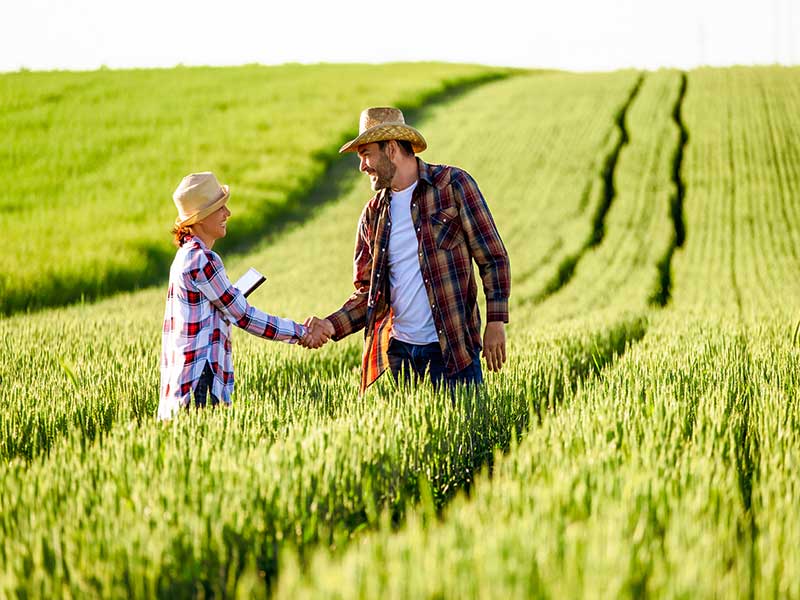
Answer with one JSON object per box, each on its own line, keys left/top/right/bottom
{"left": 387, "top": 338, "right": 483, "bottom": 391}
{"left": 192, "top": 363, "right": 219, "bottom": 408}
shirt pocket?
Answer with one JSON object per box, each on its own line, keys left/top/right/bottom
{"left": 430, "top": 207, "right": 463, "bottom": 250}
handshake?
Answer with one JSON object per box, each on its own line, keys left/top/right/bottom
{"left": 299, "top": 316, "right": 335, "bottom": 349}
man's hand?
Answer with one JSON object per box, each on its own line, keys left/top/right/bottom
{"left": 482, "top": 321, "right": 507, "bottom": 372}
{"left": 301, "top": 317, "right": 335, "bottom": 349}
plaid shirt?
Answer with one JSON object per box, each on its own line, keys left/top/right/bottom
{"left": 327, "top": 159, "right": 510, "bottom": 392}
{"left": 158, "top": 236, "right": 305, "bottom": 419}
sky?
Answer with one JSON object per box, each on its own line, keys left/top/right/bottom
{"left": 1, "top": 0, "right": 797, "bottom": 73}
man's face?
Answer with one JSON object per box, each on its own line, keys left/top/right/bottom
{"left": 357, "top": 142, "right": 396, "bottom": 191}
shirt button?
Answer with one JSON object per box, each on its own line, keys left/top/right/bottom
{"left": 419, "top": 252, "right": 423, "bottom": 257}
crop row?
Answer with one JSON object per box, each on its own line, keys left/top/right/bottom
{"left": 0, "top": 315, "right": 649, "bottom": 597}
{"left": 521, "top": 69, "right": 681, "bottom": 324}
{"left": 277, "top": 317, "right": 800, "bottom": 599}
{"left": 672, "top": 66, "right": 800, "bottom": 318}
{"left": 457, "top": 70, "right": 643, "bottom": 306}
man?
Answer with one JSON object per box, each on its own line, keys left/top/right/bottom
{"left": 308, "top": 107, "right": 510, "bottom": 393}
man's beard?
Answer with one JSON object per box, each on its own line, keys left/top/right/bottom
{"left": 370, "top": 151, "right": 396, "bottom": 190}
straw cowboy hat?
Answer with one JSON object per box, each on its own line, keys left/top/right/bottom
{"left": 172, "top": 172, "right": 230, "bottom": 227}
{"left": 339, "top": 107, "right": 427, "bottom": 154}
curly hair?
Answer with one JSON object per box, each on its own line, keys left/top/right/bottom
{"left": 171, "top": 224, "right": 194, "bottom": 247}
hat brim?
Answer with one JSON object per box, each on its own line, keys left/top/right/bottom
{"left": 175, "top": 185, "right": 230, "bottom": 227}
{"left": 339, "top": 122, "right": 427, "bottom": 154}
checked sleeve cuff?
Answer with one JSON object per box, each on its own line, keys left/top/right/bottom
{"left": 293, "top": 323, "right": 308, "bottom": 342}
{"left": 326, "top": 308, "right": 357, "bottom": 341}
{"left": 486, "top": 298, "right": 509, "bottom": 323}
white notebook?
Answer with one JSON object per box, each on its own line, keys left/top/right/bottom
{"left": 234, "top": 267, "right": 266, "bottom": 298}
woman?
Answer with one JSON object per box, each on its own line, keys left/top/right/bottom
{"left": 158, "top": 171, "right": 309, "bottom": 420}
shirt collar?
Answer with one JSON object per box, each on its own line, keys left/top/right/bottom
{"left": 416, "top": 157, "right": 434, "bottom": 187}
{"left": 185, "top": 235, "right": 208, "bottom": 251}
{"left": 417, "top": 158, "right": 451, "bottom": 190}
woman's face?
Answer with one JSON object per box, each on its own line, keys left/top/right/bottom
{"left": 193, "top": 204, "right": 231, "bottom": 244}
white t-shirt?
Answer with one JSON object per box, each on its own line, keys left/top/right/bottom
{"left": 388, "top": 181, "right": 439, "bottom": 344}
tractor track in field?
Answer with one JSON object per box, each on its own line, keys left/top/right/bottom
{"left": 650, "top": 71, "right": 689, "bottom": 307}
{"left": 511, "top": 70, "right": 692, "bottom": 447}
{"left": 528, "top": 73, "right": 645, "bottom": 305}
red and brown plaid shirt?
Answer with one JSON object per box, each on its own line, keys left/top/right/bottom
{"left": 327, "top": 159, "right": 510, "bottom": 392}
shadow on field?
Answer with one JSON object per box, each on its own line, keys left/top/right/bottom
{"left": 3, "top": 72, "right": 515, "bottom": 316}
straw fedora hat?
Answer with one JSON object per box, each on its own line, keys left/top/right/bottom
{"left": 172, "top": 172, "right": 230, "bottom": 227}
{"left": 339, "top": 107, "right": 427, "bottom": 154}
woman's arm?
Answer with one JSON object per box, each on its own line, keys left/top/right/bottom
{"left": 192, "top": 250, "right": 306, "bottom": 343}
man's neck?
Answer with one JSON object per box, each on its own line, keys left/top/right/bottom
{"left": 391, "top": 157, "right": 419, "bottom": 192}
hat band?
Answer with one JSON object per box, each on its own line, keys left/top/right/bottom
{"left": 176, "top": 187, "right": 229, "bottom": 226}
{"left": 339, "top": 123, "right": 427, "bottom": 154}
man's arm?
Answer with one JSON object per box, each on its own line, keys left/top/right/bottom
{"left": 453, "top": 170, "right": 511, "bottom": 371}
{"left": 316, "top": 205, "right": 374, "bottom": 341}
{"left": 453, "top": 170, "right": 511, "bottom": 321}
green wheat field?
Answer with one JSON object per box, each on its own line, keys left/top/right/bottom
{"left": 1, "top": 63, "right": 799, "bottom": 598}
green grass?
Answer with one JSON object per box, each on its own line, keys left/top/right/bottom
{"left": 0, "top": 62, "right": 513, "bottom": 315}
{"left": 2, "top": 65, "right": 800, "bottom": 598}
